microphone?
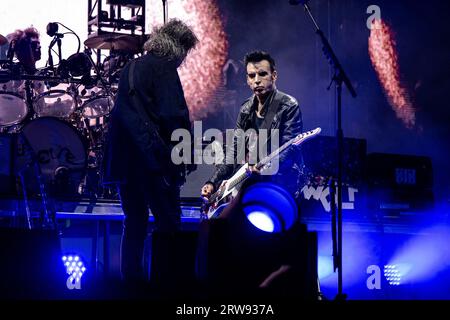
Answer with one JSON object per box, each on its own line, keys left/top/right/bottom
{"left": 47, "top": 22, "right": 65, "bottom": 71}
{"left": 47, "top": 22, "right": 64, "bottom": 40}
{"left": 46, "top": 22, "right": 59, "bottom": 37}
{"left": 289, "top": 0, "right": 309, "bottom": 5}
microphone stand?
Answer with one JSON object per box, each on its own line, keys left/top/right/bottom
{"left": 48, "top": 33, "right": 64, "bottom": 72}
{"left": 56, "top": 34, "right": 63, "bottom": 64}
{"left": 162, "top": 0, "right": 168, "bottom": 24}
{"left": 295, "top": 1, "right": 357, "bottom": 300}
{"left": 17, "top": 96, "right": 55, "bottom": 230}
{"left": 48, "top": 37, "right": 56, "bottom": 72}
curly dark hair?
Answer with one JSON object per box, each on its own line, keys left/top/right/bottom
{"left": 244, "top": 50, "right": 276, "bottom": 72}
{"left": 7, "top": 26, "right": 39, "bottom": 48}
{"left": 6, "top": 26, "right": 40, "bottom": 63}
{"left": 143, "top": 19, "right": 198, "bottom": 62}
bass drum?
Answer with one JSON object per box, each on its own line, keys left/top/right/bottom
{"left": 14, "top": 117, "right": 87, "bottom": 197}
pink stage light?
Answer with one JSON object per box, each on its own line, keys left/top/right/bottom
{"left": 368, "top": 19, "right": 415, "bottom": 129}
{"left": 148, "top": 0, "right": 229, "bottom": 121}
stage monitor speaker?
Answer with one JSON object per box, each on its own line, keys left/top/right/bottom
{"left": 0, "top": 228, "right": 67, "bottom": 299}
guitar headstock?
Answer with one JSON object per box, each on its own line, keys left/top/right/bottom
{"left": 293, "top": 127, "right": 322, "bottom": 146}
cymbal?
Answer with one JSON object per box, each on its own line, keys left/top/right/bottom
{"left": 84, "top": 33, "right": 143, "bottom": 52}
{"left": 0, "top": 34, "right": 7, "bottom": 46}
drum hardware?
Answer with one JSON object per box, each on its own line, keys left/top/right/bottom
{"left": 0, "top": 71, "right": 77, "bottom": 83}
{"left": 0, "top": 27, "right": 122, "bottom": 200}
{"left": 48, "top": 34, "right": 63, "bottom": 73}
{"left": 45, "top": 22, "right": 84, "bottom": 84}
{"left": 81, "top": 90, "right": 114, "bottom": 119}
{"left": 0, "top": 78, "right": 35, "bottom": 128}
{"left": 82, "top": 47, "right": 109, "bottom": 88}
{"left": 84, "top": 32, "right": 144, "bottom": 53}
{"left": 33, "top": 88, "right": 77, "bottom": 119}
{"left": 57, "top": 52, "right": 93, "bottom": 78}
{"left": 0, "top": 90, "right": 29, "bottom": 127}
{"left": 15, "top": 132, "right": 55, "bottom": 230}
{"left": 102, "top": 50, "right": 133, "bottom": 83}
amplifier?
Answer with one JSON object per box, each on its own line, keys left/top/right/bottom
{"left": 366, "top": 153, "right": 433, "bottom": 190}
{"left": 366, "top": 153, "right": 434, "bottom": 214}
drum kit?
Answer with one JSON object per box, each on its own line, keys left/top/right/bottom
{"left": 0, "top": 31, "right": 140, "bottom": 200}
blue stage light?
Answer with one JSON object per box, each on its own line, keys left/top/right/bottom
{"left": 62, "top": 254, "right": 87, "bottom": 289}
{"left": 246, "top": 210, "right": 275, "bottom": 232}
{"left": 241, "top": 182, "right": 298, "bottom": 233}
{"left": 317, "top": 255, "right": 334, "bottom": 280}
{"left": 384, "top": 264, "right": 402, "bottom": 286}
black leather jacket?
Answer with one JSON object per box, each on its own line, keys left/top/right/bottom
{"left": 207, "top": 89, "right": 304, "bottom": 194}
{"left": 102, "top": 53, "right": 191, "bottom": 185}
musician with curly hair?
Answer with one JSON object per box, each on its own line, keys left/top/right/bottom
{"left": 6, "top": 26, "right": 41, "bottom": 73}
{"left": 102, "top": 19, "right": 198, "bottom": 289}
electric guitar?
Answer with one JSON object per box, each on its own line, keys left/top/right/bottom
{"left": 201, "top": 127, "right": 322, "bottom": 219}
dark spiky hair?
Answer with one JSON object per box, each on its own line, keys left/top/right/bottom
{"left": 244, "top": 50, "right": 276, "bottom": 72}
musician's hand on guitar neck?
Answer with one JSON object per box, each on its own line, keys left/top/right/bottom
{"left": 247, "top": 165, "right": 261, "bottom": 175}
{"left": 218, "top": 180, "right": 228, "bottom": 191}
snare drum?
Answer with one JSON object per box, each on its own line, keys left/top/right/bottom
{"left": 0, "top": 80, "right": 28, "bottom": 126}
{"left": 33, "top": 83, "right": 77, "bottom": 118}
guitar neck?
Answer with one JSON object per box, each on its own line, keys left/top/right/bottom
{"left": 255, "top": 134, "right": 298, "bottom": 170}
{"left": 207, "top": 128, "right": 321, "bottom": 206}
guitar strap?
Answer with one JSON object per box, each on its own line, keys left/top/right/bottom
{"left": 255, "top": 90, "right": 283, "bottom": 156}
{"left": 258, "top": 89, "right": 283, "bottom": 132}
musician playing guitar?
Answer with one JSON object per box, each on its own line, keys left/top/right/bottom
{"left": 201, "top": 51, "right": 305, "bottom": 212}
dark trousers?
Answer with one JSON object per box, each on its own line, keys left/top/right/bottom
{"left": 118, "top": 170, "right": 181, "bottom": 282}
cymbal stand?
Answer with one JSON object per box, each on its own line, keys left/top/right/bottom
{"left": 48, "top": 33, "right": 64, "bottom": 73}
{"left": 16, "top": 81, "right": 55, "bottom": 230}
{"left": 17, "top": 134, "right": 55, "bottom": 230}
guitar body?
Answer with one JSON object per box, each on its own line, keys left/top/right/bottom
{"left": 216, "top": 163, "right": 249, "bottom": 201}
{"left": 207, "top": 203, "right": 228, "bottom": 219}
{"left": 204, "top": 163, "right": 249, "bottom": 219}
